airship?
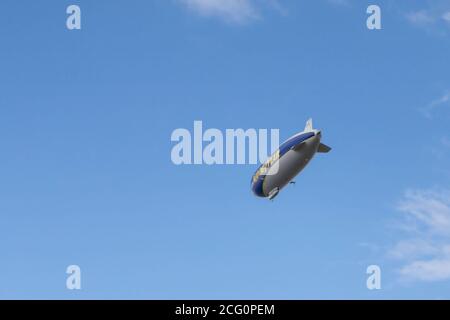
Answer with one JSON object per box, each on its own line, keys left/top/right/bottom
{"left": 251, "top": 119, "right": 331, "bottom": 200}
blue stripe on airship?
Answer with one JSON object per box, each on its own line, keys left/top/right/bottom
{"left": 278, "top": 132, "right": 315, "bottom": 157}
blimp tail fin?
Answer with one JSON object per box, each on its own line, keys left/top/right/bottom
{"left": 318, "top": 143, "right": 332, "bottom": 153}
{"left": 304, "top": 118, "right": 313, "bottom": 132}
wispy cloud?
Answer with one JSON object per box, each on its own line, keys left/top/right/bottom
{"left": 406, "top": 10, "right": 436, "bottom": 26}
{"left": 397, "top": 190, "right": 450, "bottom": 236}
{"left": 421, "top": 90, "right": 450, "bottom": 118}
{"left": 399, "top": 256, "right": 450, "bottom": 282}
{"left": 444, "top": 11, "right": 450, "bottom": 23}
{"left": 405, "top": 1, "right": 450, "bottom": 33}
{"left": 178, "top": 0, "right": 278, "bottom": 24}
{"left": 388, "top": 239, "right": 439, "bottom": 260}
{"left": 390, "top": 189, "right": 450, "bottom": 282}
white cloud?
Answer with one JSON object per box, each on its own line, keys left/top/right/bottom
{"left": 406, "top": 10, "right": 435, "bottom": 25}
{"left": 405, "top": 1, "right": 450, "bottom": 32}
{"left": 443, "top": 11, "right": 450, "bottom": 23}
{"left": 388, "top": 239, "right": 439, "bottom": 260}
{"left": 421, "top": 90, "right": 450, "bottom": 118}
{"left": 432, "top": 91, "right": 450, "bottom": 106}
{"left": 400, "top": 258, "right": 450, "bottom": 282}
{"left": 397, "top": 190, "right": 450, "bottom": 236}
{"left": 178, "top": 0, "right": 260, "bottom": 24}
{"left": 391, "top": 190, "right": 450, "bottom": 282}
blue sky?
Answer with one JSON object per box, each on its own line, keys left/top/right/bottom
{"left": 0, "top": 0, "right": 450, "bottom": 299}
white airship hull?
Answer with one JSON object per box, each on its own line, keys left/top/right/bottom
{"left": 251, "top": 118, "right": 331, "bottom": 200}
{"left": 263, "top": 134, "right": 321, "bottom": 197}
